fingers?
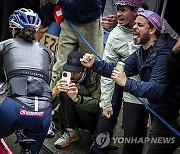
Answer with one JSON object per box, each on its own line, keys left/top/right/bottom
{"left": 101, "top": 15, "right": 117, "bottom": 29}
{"left": 68, "top": 83, "right": 78, "bottom": 91}
{"left": 111, "top": 68, "right": 122, "bottom": 79}
{"left": 104, "top": 112, "right": 111, "bottom": 118}
{"left": 67, "top": 90, "right": 78, "bottom": 95}
{"left": 56, "top": 86, "right": 68, "bottom": 92}
{"left": 112, "top": 67, "right": 124, "bottom": 74}
{"left": 80, "top": 53, "right": 94, "bottom": 62}
{"left": 173, "top": 39, "right": 180, "bottom": 53}
{"left": 101, "top": 15, "right": 117, "bottom": 22}
{"left": 67, "top": 84, "right": 78, "bottom": 101}
{"left": 114, "top": 67, "right": 122, "bottom": 71}
{"left": 103, "top": 108, "right": 113, "bottom": 118}
{"left": 111, "top": 74, "right": 117, "bottom": 80}
{"left": 80, "top": 53, "right": 95, "bottom": 67}
{"left": 55, "top": 79, "right": 69, "bottom": 92}
{"left": 100, "top": 21, "right": 110, "bottom": 28}
{"left": 108, "top": 15, "right": 117, "bottom": 19}
{"left": 69, "top": 82, "right": 76, "bottom": 87}
{"left": 103, "top": 110, "right": 113, "bottom": 118}
{"left": 58, "top": 79, "right": 68, "bottom": 87}
{"left": 52, "top": 85, "right": 68, "bottom": 96}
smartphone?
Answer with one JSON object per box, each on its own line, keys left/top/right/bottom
{"left": 62, "top": 71, "right": 71, "bottom": 86}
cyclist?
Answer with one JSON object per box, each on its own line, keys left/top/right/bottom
{"left": 0, "top": 8, "right": 54, "bottom": 154}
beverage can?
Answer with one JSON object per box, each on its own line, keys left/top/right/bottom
{"left": 116, "top": 61, "right": 125, "bottom": 71}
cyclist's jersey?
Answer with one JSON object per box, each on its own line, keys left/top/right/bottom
{"left": 0, "top": 38, "right": 54, "bottom": 110}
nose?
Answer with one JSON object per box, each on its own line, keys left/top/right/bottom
{"left": 133, "top": 23, "right": 138, "bottom": 29}
{"left": 117, "top": 10, "right": 122, "bottom": 17}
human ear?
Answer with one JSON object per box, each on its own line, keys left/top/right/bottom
{"left": 149, "top": 27, "right": 156, "bottom": 35}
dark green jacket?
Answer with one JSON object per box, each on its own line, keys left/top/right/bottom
{"left": 53, "top": 68, "right": 101, "bottom": 113}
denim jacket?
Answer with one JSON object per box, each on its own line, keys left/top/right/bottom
{"left": 92, "top": 33, "right": 178, "bottom": 118}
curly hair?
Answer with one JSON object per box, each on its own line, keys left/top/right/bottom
{"left": 18, "top": 27, "right": 36, "bottom": 42}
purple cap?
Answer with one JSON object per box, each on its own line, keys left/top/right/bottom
{"left": 116, "top": 0, "right": 143, "bottom": 8}
{"left": 138, "top": 8, "right": 163, "bottom": 31}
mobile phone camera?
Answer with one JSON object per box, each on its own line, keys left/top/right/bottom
{"left": 63, "top": 72, "right": 67, "bottom": 77}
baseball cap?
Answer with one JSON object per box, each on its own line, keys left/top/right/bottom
{"left": 116, "top": 0, "right": 143, "bottom": 8}
{"left": 63, "top": 51, "right": 85, "bottom": 72}
{"left": 138, "top": 8, "right": 163, "bottom": 31}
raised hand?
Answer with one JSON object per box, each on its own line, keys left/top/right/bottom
{"left": 80, "top": 53, "right": 95, "bottom": 68}
{"left": 100, "top": 15, "right": 118, "bottom": 30}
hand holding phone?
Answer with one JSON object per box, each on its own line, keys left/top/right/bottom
{"left": 61, "top": 71, "right": 71, "bottom": 86}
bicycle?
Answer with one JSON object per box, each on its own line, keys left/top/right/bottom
{"left": 0, "top": 138, "right": 13, "bottom": 154}
{"left": 15, "top": 130, "right": 36, "bottom": 154}
{"left": 0, "top": 131, "right": 36, "bottom": 154}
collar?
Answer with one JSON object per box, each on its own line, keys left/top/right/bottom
{"left": 76, "top": 71, "right": 86, "bottom": 84}
{"left": 117, "top": 24, "right": 133, "bottom": 33}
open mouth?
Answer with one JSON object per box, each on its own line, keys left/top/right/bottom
{"left": 118, "top": 18, "right": 124, "bottom": 23}
{"left": 133, "top": 31, "right": 140, "bottom": 39}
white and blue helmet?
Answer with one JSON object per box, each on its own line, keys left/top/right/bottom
{"left": 9, "top": 8, "right": 41, "bottom": 31}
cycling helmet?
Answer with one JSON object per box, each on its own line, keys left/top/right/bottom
{"left": 9, "top": 8, "right": 41, "bottom": 31}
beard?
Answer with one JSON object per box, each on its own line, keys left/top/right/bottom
{"left": 133, "top": 32, "right": 150, "bottom": 45}
{"left": 139, "top": 32, "right": 150, "bottom": 45}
